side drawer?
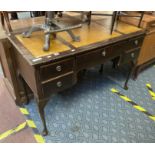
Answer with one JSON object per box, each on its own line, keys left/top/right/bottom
{"left": 40, "top": 58, "right": 74, "bottom": 81}
{"left": 120, "top": 48, "right": 140, "bottom": 65}
{"left": 126, "top": 36, "right": 144, "bottom": 49}
{"left": 112, "top": 36, "right": 144, "bottom": 53}
{"left": 76, "top": 46, "right": 119, "bottom": 71}
{"left": 41, "top": 73, "right": 76, "bottom": 97}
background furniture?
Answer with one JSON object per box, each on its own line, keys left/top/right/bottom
{"left": 1, "top": 11, "right": 82, "bottom": 51}
{"left": 0, "top": 20, "right": 33, "bottom": 105}
{"left": 22, "top": 11, "right": 82, "bottom": 51}
{"left": 119, "top": 12, "right": 155, "bottom": 78}
{"left": 0, "top": 11, "right": 46, "bottom": 33}
{"left": 86, "top": 11, "right": 144, "bottom": 34}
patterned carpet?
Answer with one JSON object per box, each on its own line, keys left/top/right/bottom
{"left": 22, "top": 62, "right": 155, "bottom": 143}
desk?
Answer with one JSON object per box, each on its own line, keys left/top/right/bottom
{"left": 0, "top": 15, "right": 145, "bottom": 135}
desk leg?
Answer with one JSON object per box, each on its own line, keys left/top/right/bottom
{"left": 36, "top": 98, "right": 48, "bottom": 136}
{"left": 18, "top": 75, "right": 30, "bottom": 105}
{"left": 133, "top": 65, "right": 141, "bottom": 80}
{"left": 124, "top": 62, "right": 134, "bottom": 90}
{"left": 20, "top": 77, "right": 30, "bottom": 105}
{"left": 99, "top": 64, "right": 104, "bottom": 73}
{"left": 112, "top": 57, "right": 120, "bottom": 69}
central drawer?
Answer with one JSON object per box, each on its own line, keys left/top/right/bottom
{"left": 40, "top": 58, "right": 74, "bottom": 81}
{"left": 76, "top": 46, "right": 116, "bottom": 71}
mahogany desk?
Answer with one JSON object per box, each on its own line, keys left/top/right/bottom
{"left": 0, "top": 16, "right": 145, "bottom": 135}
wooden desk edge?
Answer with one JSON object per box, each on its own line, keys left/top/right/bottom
{"left": 5, "top": 29, "right": 146, "bottom": 67}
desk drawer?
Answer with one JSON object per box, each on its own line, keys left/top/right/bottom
{"left": 126, "top": 36, "right": 144, "bottom": 49}
{"left": 40, "top": 58, "right": 74, "bottom": 81}
{"left": 42, "top": 73, "right": 75, "bottom": 96}
{"left": 112, "top": 36, "right": 144, "bottom": 53}
{"left": 77, "top": 47, "right": 117, "bottom": 70}
{"left": 120, "top": 48, "right": 140, "bottom": 64}
{"left": 76, "top": 37, "right": 144, "bottom": 71}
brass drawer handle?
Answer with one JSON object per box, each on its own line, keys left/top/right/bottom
{"left": 56, "top": 65, "right": 62, "bottom": 72}
{"left": 131, "top": 52, "right": 135, "bottom": 58}
{"left": 57, "top": 81, "right": 62, "bottom": 87}
{"left": 134, "top": 40, "right": 138, "bottom": 45}
{"left": 149, "top": 22, "right": 155, "bottom": 27}
{"left": 102, "top": 50, "right": 106, "bottom": 56}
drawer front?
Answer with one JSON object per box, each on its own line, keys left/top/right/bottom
{"left": 126, "top": 37, "right": 144, "bottom": 49}
{"left": 42, "top": 73, "right": 76, "bottom": 97}
{"left": 112, "top": 36, "right": 144, "bottom": 53}
{"left": 40, "top": 58, "right": 74, "bottom": 81}
{"left": 76, "top": 37, "right": 144, "bottom": 71}
{"left": 120, "top": 48, "right": 140, "bottom": 64}
{"left": 77, "top": 46, "right": 119, "bottom": 70}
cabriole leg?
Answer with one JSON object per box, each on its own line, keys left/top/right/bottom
{"left": 36, "top": 98, "right": 48, "bottom": 136}
{"left": 124, "top": 62, "right": 134, "bottom": 90}
{"left": 99, "top": 64, "right": 104, "bottom": 73}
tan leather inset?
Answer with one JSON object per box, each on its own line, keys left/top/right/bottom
{"left": 16, "top": 31, "right": 70, "bottom": 58}
{"left": 58, "top": 22, "right": 121, "bottom": 48}
{"left": 15, "top": 17, "right": 142, "bottom": 58}
{"left": 116, "top": 22, "right": 142, "bottom": 34}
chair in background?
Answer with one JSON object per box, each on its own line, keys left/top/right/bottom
{"left": 93, "top": 11, "right": 145, "bottom": 85}
{"left": 114, "top": 11, "right": 145, "bottom": 28}
{"left": 86, "top": 11, "right": 144, "bottom": 34}
{"left": 0, "top": 11, "right": 47, "bottom": 34}
{"left": 0, "top": 11, "right": 13, "bottom": 33}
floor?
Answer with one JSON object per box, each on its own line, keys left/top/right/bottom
{"left": 0, "top": 58, "right": 155, "bottom": 143}
{"left": 0, "top": 74, "right": 37, "bottom": 143}
{"left": 21, "top": 62, "right": 155, "bottom": 143}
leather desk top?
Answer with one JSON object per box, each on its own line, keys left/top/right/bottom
{"left": 4, "top": 13, "right": 144, "bottom": 65}
{"left": 15, "top": 21, "right": 120, "bottom": 58}
{"left": 58, "top": 20, "right": 142, "bottom": 48}
{"left": 15, "top": 17, "right": 142, "bottom": 58}
{"left": 16, "top": 31, "right": 70, "bottom": 58}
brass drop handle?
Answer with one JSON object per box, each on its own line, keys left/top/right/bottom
{"left": 134, "top": 40, "right": 138, "bottom": 45}
{"left": 102, "top": 50, "right": 106, "bottom": 56}
{"left": 56, "top": 65, "right": 62, "bottom": 72}
{"left": 150, "top": 23, "right": 155, "bottom": 27}
{"left": 57, "top": 81, "right": 62, "bottom": 87}
{"left": 131, "top": 52, "right": 135, "bottom": 58}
